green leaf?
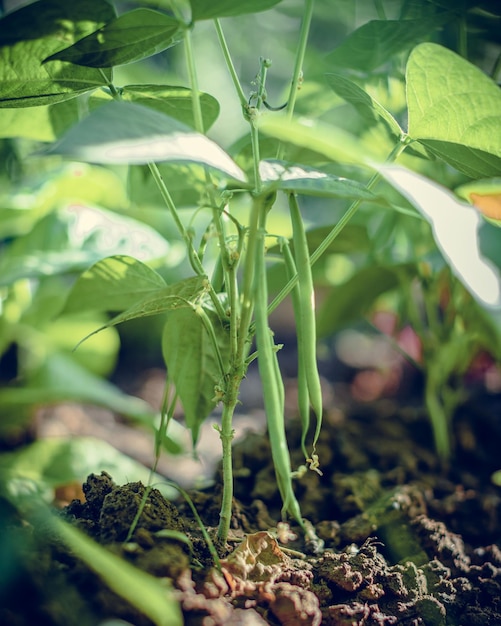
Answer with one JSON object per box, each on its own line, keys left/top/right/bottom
{"left": 381, "top": 165, "right": 501, "bottom": 309}
{"left": 259, "top": 159, "right": 383, "bottom": 201}
{"left": 43, "top": 101, "right": 246, "bottom": 181}
{"left": 456, "top": 178, "right": 501, "bottom": 225}
{"left": 0, "top": 437, "right": 175, "bottom": 498}
{"left": 0, "top": 205, "right": 170, "bottom": 287}
{"left": 45, "top": 9, "right": 182, "bottom": 68}
{"left": 406, "top": 43, "right": 501, "bottom": 177}
{"left": 64, "top": 255, "right": 167, "bottom": 315}
{"left": 90, "top": 84, "right": 219, "bottom": 131}
{"left": 258, "top": 116, "right": 377, "bottom": 167}
{"left": 325, "top": 18, "right": 446, "bottom": 73}
{"left": 317, "top": 266, "right": 401, "bottom": 336}
{"left": 190, "top": 0, "right": 283, "bottom": 21}
{"left": 0, "top": 0, "right": 115, "bottom": 107}
{"left": 95, "top": 275, "right": 208, "bottom": 332}
{"left": 162, "top": 307, "right": 230, "bottom": 443}
{"left": 325, "top": 73, "right": 403, "bottom": 138}
{"left": 0, "top": 103, "right": 79, "bottom": 141}
{"left": 50, "top": 516, "right": 182, "bottom": 626}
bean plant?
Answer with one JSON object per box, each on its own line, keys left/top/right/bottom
{"left": 0, "top": 0, "right": 500, "bottom": 555}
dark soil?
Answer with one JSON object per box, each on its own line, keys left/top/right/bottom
{"left": 1, "top": 387, "right": 501, "bottom": 626}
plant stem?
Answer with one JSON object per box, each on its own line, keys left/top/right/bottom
{"left": 148, "top": 162, "right": 226, "bottom": 320}
{"left": 285, "top": 0, "right": 314, "bottom": 120}
{"left": 183, "top": 26, "right": 205, "bottom": 133}
{"left": 373, "top": 0, "right": 387, "bottom": 20}
{"left": 214, "top": 19, "right": 248, "bottom": 108}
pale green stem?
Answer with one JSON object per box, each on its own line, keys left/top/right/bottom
{"left": 285, "top": 0, "right": 315, "bottom": 120}
{"left": 214, "top": 19, "right": 248, "bottom": 108}
{"left": 373, "top": 0, "right": 387, "bottom": 20}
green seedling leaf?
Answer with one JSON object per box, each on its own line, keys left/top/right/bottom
{"left": 259, "top": 159, "right": 382, "bottom": 201}
{"left": 50, "top": 516, "right": 182, "bottom": 626}
{"left": 45, "top": 9, "right": 182, "bottom": 68}
{"left": 258, "top": 116, "right": 377, "bottom": 167}
{"left": 0, "top": 100, "right": 77, "bottom": 141}
{"left": 0, "top": 0, "right": 114, "bottom": 107}
{"left": 0, "top": 437, "right": 176, "bottom": 500}
{"left": 82, "top": 276, "right": 208, "bottom": 342}
{"left": 407, "top": 43, "right": 501, "bottom": 177}
{"left": 381, "top": 165, "right": 501, "bottom": 309}
{"left": 64, "top": 255, "right": 167, "bottom": 315}
{"left": 43, "top": 101, "right": 246, "bottom": 181}
{"left": 190, "top": 0, "right": 283, "bottom": 21}
{"left": 317, "top": 266, "right": 401, "bottom": 336}
{"left": 325, "top": 73, "right": 403, "bottom": 138}
{"left": 456, "top": 178, "right": 501, "bottom": 225}
{"left": 0, "top": 205, "right": 169, "bottom": 287}
{"left": 325, "top": 18, "right": 446, "bottom": 73}
{"left": 90, "top": 84, "right": 219, "bottom": 131}
{"left": 162, "top": 307, "right": 230, "bottom": 444}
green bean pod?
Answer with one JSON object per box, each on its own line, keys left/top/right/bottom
{"left": 281, "top": 238, "right": 310, "bottom": 461}
{"left": 288, "top": 194, "right": 323, "bottom": 449}
{"left": 254, "top": 224, "right": 303, "bottom": 524}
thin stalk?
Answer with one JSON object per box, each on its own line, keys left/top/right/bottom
{"left": 267, "top": 140, "right": 408, "bottom": 316}
{"left": 214, "top": 19, "right": 248, "bottom": 108}
{"left": 285, "top": 0, "right": 314, "bottom": 119}
{"left": 491, "top": 52, "right": 501, "bottom": 81}
{"left": 458, "top": 13, "right": 468, "bottom": 59}
{"left": 373, "top": 0, "right": 387, "bottom": 20}
{"left": 183, "top": 26, "right": 205, "bottom": 133}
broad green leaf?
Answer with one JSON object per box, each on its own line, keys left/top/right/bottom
{"left": 43, "top": 101, "right": 246, "bottom": 181}
{"left": 258, "top": 116, "right": 377, "bottom": 167}
{"left": 325, "top": 18, "right": 446, "bottom": 73}
{"left": 87, "top": 276, "right": 208, "bottom": 337}
{"left": 0, "top": 98, "right": 81, "bottom": 141}
{"left": 90, "top": 84, "right": 219, "bottom": 131}
{"left": 0, "top": 205, "right": 170, "bottom": 287}
{"left": 190, "top": 0, "right": 283, "bottom": 21}
{"left": 0, "top": 437, "right": 175, "bottom": 499}
{"left": 0, "top": 0, "right": 115, "bottom": 107}
{"left": 259, "top": 159, "right": 383, "bottom": 201}
{"left": 381, "top": 165, "right": 501, "bottom": 309}
{"left": 45, "top": 9, "right": 182, "bottom": 68}
{"left": 49, "top": 516, "right": 182, "bottom": 626}
{"left": 407, "top": 43, "right": 501, "bottom": 177}
{"left": 162, "top": 307, "right": 230, "bottom": 443}
{"left": 317, "top": 266, "right": 401, "bottom": 336}
{"left": 325, "top": 73, "right": 403, "bottom": 138}
{"left": 64, "top": 255, "right": 167, "bottom": 315}
{"left": 0, "top": 352, "right": 181, "bottom": 445}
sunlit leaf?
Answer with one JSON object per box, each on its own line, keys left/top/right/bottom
{"left": 45, "top": 9, "right": 182, "bottom": 68}
{"left": 90, "top": 84, "right": 219, "bottom": 131}
{"left": 43, "top": 101, "right": 246, "bottom": 181}
{"left": 64, "top": 255, "right": 167, "bottom": 314}
{"left": 162, "top": 307, "right": 230, "bottom": 444}
{"left": 259, "top": 159, "right": 382, "bottom": 201}
{"left": 325, "top": 73, "right": 402, "bottom": 138}
{"left": 190, "top": 0, "right": 283, "bottom": 21}
{"left": 0, "top": 205, "right": 169, "bottom": 286}
{"left": 381, "top": 165, "right": 501, "bottom": 309}
{"left": 258, "top": 116, "right": 376, "bottom": 167}
{"left": 325, "top": 18, "right": 446, "bottom": 73}
{"left": 407, "top": 43, "right": 501, "bottom": 177}
{"left": 83, "top": 276, "right": 208, "bottom": 339}
{"left": 0, "top": 437, "right": 175, "bottom": 498}
{"left": 0, "top": 0, "right": 114, "bottom": 107}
